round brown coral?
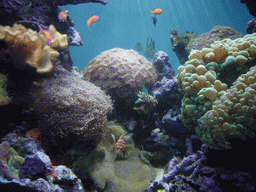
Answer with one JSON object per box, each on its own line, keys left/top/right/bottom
{"left": 32, "top": 71, "right": 113, "bottom": 146}
{"left": 83, "top": 48, "right": 158, "bottom": 98}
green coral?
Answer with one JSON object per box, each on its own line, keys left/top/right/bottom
{"left": 135, "top": 42, "right": 143, "bottom": 52}
{"left": 144, "top": 36, "right": 156, "bottom": 59}
{"left": 72, "top": 122, "right": 156, "bottom": 192}
{"left": 0, "top": 141, "right": 24, "bottom": 179}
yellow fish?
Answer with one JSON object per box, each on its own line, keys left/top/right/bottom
{"left": 87, "top": 14, "right": 99, "bottom": 30}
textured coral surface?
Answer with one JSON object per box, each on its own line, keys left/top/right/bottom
{"left": 177, "top": 33, "right": 256, "bottom": 149}
{"left": 32, "top": 71, "right": 113, "bottom": 146}
{"left": 83, "top": 48, "right": 158, "bottom": 97}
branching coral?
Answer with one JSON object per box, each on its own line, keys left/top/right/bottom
{"left": 0, "top": 23, "right": 68, "bottom": 73}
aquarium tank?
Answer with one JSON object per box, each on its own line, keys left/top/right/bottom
{"left": 0, "top": 0, "right": 255, "bottom": 192}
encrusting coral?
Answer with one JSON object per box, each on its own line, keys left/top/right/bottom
{"left": 0, "top": 23, "right": 68, "bottom": 73}
{"left": 0, "top": 141, "right": 24, "bottom": 179}
{"left": 72, "top": 122, "right": 156, "bottom": 192}
{"left": 83, "top": 48, "right": 158, "bottom": 98}
{"left": 177, "top": 32, "right": 256, "bottom": 149}
{"left": 0, "top": 73, "right": 11, "bottom": 106}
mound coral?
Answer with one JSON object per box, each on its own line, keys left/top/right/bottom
{"left": 32, "top": 70, "right": 113, "bottom": 146}
{"left": 177, "top": 33, "right": 256, "bottom": 149}
{"left": 83, "top": 48, "right": 158, "bottom": 98}
{"left": 0, "top": 24, "right": 68, "bottom": 73}
{"left": 186, "top": 25, "right": 243, "bottom": 54}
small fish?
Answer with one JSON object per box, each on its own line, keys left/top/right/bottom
{"left": 111, "top": 133, "right": 131, "bottom": 156}
{"left": 39, "top": 26, "right": 52, "bottom": 45}
{"left": 87, "top": 14, "right": 99, "bottom": 30}
{"left": 26, "top": 128, "right": 41, "bottom": 144}
{"left": 58, "top": 10, "right": 69, "bottom": 22}
{"left": 150, "top": 8, "right": 163, "bottom": 16}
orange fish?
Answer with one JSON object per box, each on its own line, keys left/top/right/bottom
{"left": 58, "top": 10, "right": 69, "bottom": 22}
{"left": 26, "top": 128, "right": 41, "bottom": 145}
{"left": 150, "top": 8, "right": 163, "bottom": 15}
{"left": 87, "top": 14, "right": 99, "bottom": 30}
{"left": 39, "top": 26, "right": 52, "bottom": 45}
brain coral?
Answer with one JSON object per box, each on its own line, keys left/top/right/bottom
{"left": 83, "top": 48, "right": 158, "bottom": 97}
{"left": 0, "top": 24, "right": 68, "bottom": 73}
{"left": 32, "top": 70, "right": 113, "bottom": 146}
{"left": 177, "top": 32, "right": 256, "bottom": 149}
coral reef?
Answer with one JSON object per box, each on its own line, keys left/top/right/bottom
{"left": 151, "top": 51, "right": 183, "bottom": 117}
{"left": 146, "top": 144, "right": 255, "bottom": 192}
{"left": 83, "top": 48, "right": 158, "bottom": 98}
{"left": 197, "top": 65, "right": 256, "bottom": 149}
{"left": 72, "top": 122, "right": 156, "bottom": 192}
{"left": 1, "top": 128, "right": 85, "bottom": 191}
{"left": 246, "top": 18, "right": 256, "bottom": 34}
{"left": 170, "top": 29, "right": 196, "bottom": 64}
{"left": 19, "top": 151, "right": 52, "bottom": 180}
{"left": 177, "top": 33, "right": 256, "bottom": 149}
{"left": 0, "top": 23, "right": 68, "bottom": 73}
{"left": 152, "top": 51, "right": 174, "bottom": 76}
{"left": 32, "top": 69, "right": 113, "bottom": 148}
{"left": 0, "top": 141, "right": 24, "bottom": 179}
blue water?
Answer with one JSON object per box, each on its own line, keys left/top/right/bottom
{"left": 62, "top": 0, "right": 252, "bottom": 74}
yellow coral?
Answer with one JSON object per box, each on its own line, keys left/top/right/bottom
{"left": 0, "top": 24, "right": 68, "bottom": 73}
{"left": 177, "top": 33, "right": 256, "bottom": 133}
{"left": 197, "top": 65, "right": 256, "bottom": 149}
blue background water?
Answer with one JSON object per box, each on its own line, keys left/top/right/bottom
{"left": 62, "top": 0, "right": 253, "bottom": 74}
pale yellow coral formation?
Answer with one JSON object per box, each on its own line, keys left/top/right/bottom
{"left": 197, "top": 65, "right": 256, "bottom": 149}
{"left": 0, "top": 24, "right": 68, "bottom": 73}
{"left": 177, "top": 33, "right": 256, "bottom": 132}
{"left": 83, "top": 48, "right": 158, "bottom": 97}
